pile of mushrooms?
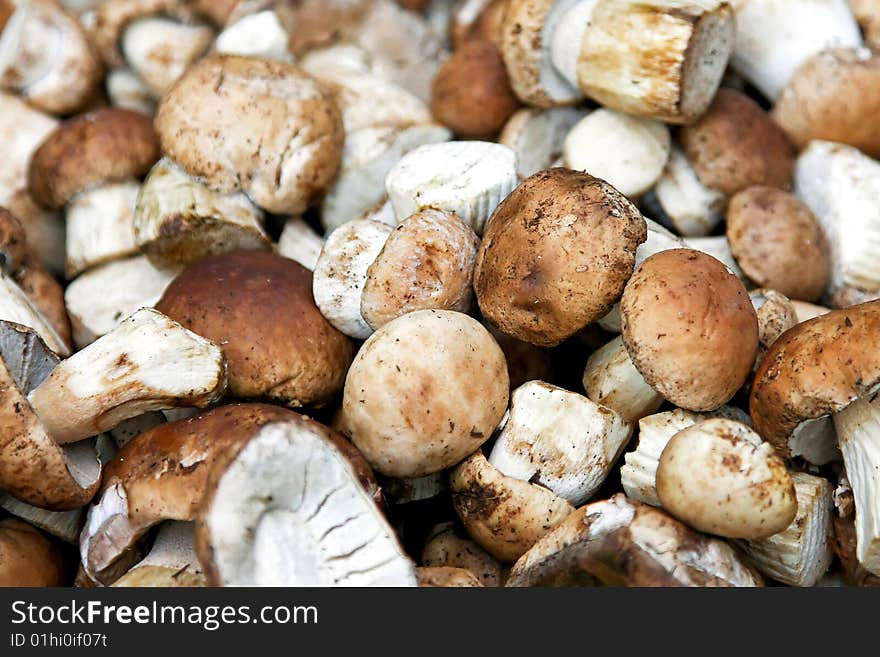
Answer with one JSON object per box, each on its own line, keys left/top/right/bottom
{"left": 0, "top": 0, "right": 879, "bottom": 588}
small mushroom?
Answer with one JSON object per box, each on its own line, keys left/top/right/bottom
{"left": 0, "top": 271, "right": 69, "bottom": 356}
{"left": 474, "top": 168, "right": 647, "bottom": 346}
{"left": 0, "top": 517, "right": 66, "bottom": 586}
{"left": 420, "top": 521, "right": 503, "bottom": 586}
{"left": 450, "top": 450, "right": 574, "bottom": 563}
{"left": 488, "top": 380, "right": 630, "bottom": 505}
{"left": 499, "top": 106, "right": 588, "bottom": 179}
{"left": 506, "top": 494, "right": 762, "bottom": 587}
{"left": 656, "top": 418, "right": 797, "bottom": 539}
{"left": 214, "top": 10, "right": 292, "bottom": 61}
{"left": 417, "top": 566, "right": 483, "bottom": 587}
{"left": 749, "top": 289, "right": 799, "bottom": 366}
{"left": 276, "top": 217, "right": 325, "bottom": 272}
{"left": 111, "top": 522, "right": 206, "bottom": 587}
{"left": 648, "top": 146, "right": 725, "bottom": 237}
{"left": 2, "top": 190, "right": 65, "bottom": 278}
{"left": 196, "top": 418, "right": 415, "bottom": 586}
{"left": 340, "top": 309, "right": 509, "bottom": 477}
{"left": 620, "top": 249, "right": 759, "bottom": 411}
{"left": 0, "top": 92, "right": 58, "bottom": 212}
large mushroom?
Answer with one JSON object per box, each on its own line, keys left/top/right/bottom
{"left": 0, "top": 517, "right": 66, "bottom": 586}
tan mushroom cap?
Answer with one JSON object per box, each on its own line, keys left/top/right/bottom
{"left": 750, "top": 289, "right": 799, "bottom": 352}
{"left": 474, "top": 168, "right": 647, "bottom": 347}
{"left": 27, "top": 108, "right": 159, "bottom": 209}
{"left": 340, "top": 309, "right": 509, "bottom": 478}
{"left": 421, "top": 521, "right": 503, "bottom": 586}
{"left": 360, "top": 210, "right": 480, "bottom": 331}
{"left": 155, "top": 55, "right": 344, "bottom": 215}
{"left": 680, "top": 89, "right": 795, "bottom": 197}
{"left": 620, "top": 249, "right": 758, "bottom": 411}
{"left": 750, "top": 300, "right": 880, "bottom": 458}
{"left": 450, "top": 451, "right": 574, "bottom": 563}
{"left": 431, "top": 39, "right": 520, "bottom": 139}
{"left": 772, "top": 48, "right": 880, "bottom": 158}
{"left": 417, "top": 566, "right": 484, "bottom": 587}
{"left": 0, "top": 518, "right": 65, "bottom": 586}
{"left": 155, "top": 251, "right": 354, "bottom": 407}
{"left": 727, "top": 186, "right": 831, "bottom": 302}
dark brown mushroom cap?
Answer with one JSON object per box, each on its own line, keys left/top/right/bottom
{"left": 620, "top": 249, "right": 758, "bottom": 411}
{"left": 155, "top": 251, "right": 354, "bottom": 407}
{"left": 27, "top": 108, "right": 159, "bottom": 208}
{"left": 474, "top": 168, "right": 647, "bottom": 347}
{"left": 750, "top": 300, "right": 880, "bottom": 457}
{"left": 680, "top": 89, "right": 794, "bottom": 197}
{"left": 0, "top": 518, "right": 65, "bottom": 587}
{"left": 727, "top": 186, "right": 831, "bottom": 302}
{"left": 772, "top": 48, "right": 880, "bottom": 158}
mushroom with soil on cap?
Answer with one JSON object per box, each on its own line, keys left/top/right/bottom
{"left": 506, "top": 494, "right": 763, "bottom": 587}
{"left": 750, "top": 300, "right": 880, "bottom": 575}
{"left": 0, "top": 517, "right": 66, "bottom": 586}
{"left": 340, "top": 309, "right": 509, "bottom": 478}
{"left": 474, "top": 167, "right": 647, "bottom": 347}
{"left": 27, "top": 108, "right": 160, "bottom": 278}
{"left": 748, "top": 289, "right": 800, "bottom": 367}
{"left": 195, "top": 417, "right": 414, "bottom": 586}
{"left": 155, "top": 54, "right": 344, "bottom": 216}
{"left": 0, "top": 0, "right": 103, "bottom": 115}
{"left": 155, "top": 251, "right": 354, "bottom": 408}
{"left": 619, "top": 248, "right": 759, "bottom": 411}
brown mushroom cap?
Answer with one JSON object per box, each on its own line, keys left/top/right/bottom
{"left": 27, "top": 108, "right": 159, "bottom": 208}
{"left": 474, "top": 168, "right": 647, "bottom": 347}
{"left": 680, "top": 89, "right": 794, "bottom": 197}
{"left": 727, "top": 186, "right": 831, "bottom": 302}
{"left": 0, "top": 518, "right": 65, "bottom": 586}
{"left": 772, "top": 48, "right": 880, "bottom": 158}
{"left": 417, "top": 566, "right": 484, "bottom": 587}
{"left": 155, "top": 55, "right": 344, "bottom": 215}
{"left": 155, "top": 251, "right": 353, "bottom": 407}
{"left": 750, "top": 300, "right": 880, "bottom": 457}
{"left": 620, "top": 248, "right": 758, "bottom": 411}
{"left": 340, "top": 309, "right": 509, "bottom": 478}
{"left": 0, "top": 207, "right": 28, "bottom": 273}
{"left": 360, "top": 209, "right": 480, "bottom": 331}
{"left": 431, "top": 40, "right": 520, "bottom": 139}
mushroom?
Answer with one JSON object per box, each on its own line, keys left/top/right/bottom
{"left": 488, "top": 380, "right": 630, "bottom": 505}
{"left": 619, "top": 248, "right": 758, "bottom": 411}
{"left": 214, "top": 10, "right": 292, "bottom": 61}
{"left": 794, "top": 140, "right": 880, "bottom": 307}
{"left": 64, "top": 254, "right": 179, "bottom": 349}
{"left": 772, "top": 48, "right": 880, "bottom": 157}
{"left": 750, "top": 301, "right": 880, "bottom": 573}
{"left": 683, "top": 235, "right": 746, "bottom": 281}
{"left": 105, "top": 67, "right": 156, "bottom": 116}
{"left": 2, "top": 190, "right": 65, "bottom": 278}
{"left": 133, "top": 158, "right": 270, "bottom": 268}
{"left": 499, "top": 106, "right": 588, "bottom": 179}
{"left": 655, "top": 418, "right": 797, "bottom": 539}
{"left": 340, "top": 309, "right": 509, "bottom": 477}
{"left": 385, "top": 140, "right": 518, "bottom": 235}
{"left": 81, "top": 403, "right": 382, "bottom": 583}
{"left": 0, "top": 492, "right": 84, "bottom": 543}
{"left": 451, "top": 0, "right": 506, "bottom": 46}
{"left": 562, "top": 108, "right": 671, "bottom": 199}
{"left": 155, "top": 54, "right": 344, "bottom": 216}
{"left": 450, "top": 450, "right": 574, "bottom": 562}
{"left": 749, "top": 289, "right": 799, "bottom": 366}
{"left": 791, "top": 299, "right": 832, "bottom": 324}
{"left": 382, "top": 472, "right": 446, "bottom": 505}
{"left": 850, "top": 0, "right": 880, "bottom": 50}
{"left": 27, "top": 108, "right": 160, "bottom": 278}
{"left": 111, "top": 522, "right": 206, "bottom": 587}
{"left": 431, "top": 39, "right": 520, "bottom": 138}
{"left": 417, "top": 567, "right": 484, "bottom": 587}
{"left": 195, "top": 417, "right": 415, "bottom": 586}
{"left": 727, "top": 186, "right": 832, "bottom": 302}
{"left": 506, "top": 494, "right": 762, "bottom": 587}
{"left": 474, "top": 168, "right": 647, "bottom": 346}
{"left": 276, "top": 217, "right": 325, "bottom": 272}
{"left": 0, "top": 271, "right": 69, "bottom": 357}
{"left": 0, "top": 91, "right": 57, "bottom": 209}
{"left": 0, "top": 517, "right": 66, "bottom": 586}
{"left": 420, "top": 521, "right": 503, "bottom": 586}
{"left": 831, "top": 479, "right": 880, "bottom": 586}
{"left": 0, "top": 0, "right": 103, "bottom": 115}
{"left": 738, "top": 472, "right": 834, "bottom": 587}
{"left": 155, "top": 251, "right": 354, "bottom": 407}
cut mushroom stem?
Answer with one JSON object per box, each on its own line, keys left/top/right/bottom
{"left": 738, "top": 472, "right": 834, "bottom": 587}
{"left": 27, "top": 307, "right": 226, "bottom": 444}
{"left": 276, "top": 218, "right": 325, "bottom": 272}
{"left": 112, "top": 521, "right": 206, "bottom": 587}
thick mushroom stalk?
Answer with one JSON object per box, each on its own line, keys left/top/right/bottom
{"left": 112, "top": 521, "right": 206, "bottom": 587}
{"left": 832, "top": 395, "right": 880, "bottom": 575}
{"left": 27, "top": 307, "right": 226, "bottom": 444}
{"left": 197, "top": 419, "right": 416, "bottom": 586}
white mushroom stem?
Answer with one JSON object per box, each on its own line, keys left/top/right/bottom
{"left": 0, "top": 272, "right": 68, "bottom": 357}
{"left": 549, "top": 0, "right": 599, "bottom": 90}
{"left": 738, "top": 472, "right": 833, "bottom": 586}
{"left": 500, "top": 107, "right": 589, "bottom": 179}
{"left": 794, "top": 140, "right": 880, "bottom": 301}
{"left": 730, "top": 0, "right": 862, "bottom": 100}
{"left": 788, "top": 416, "right": 842, "bottom": 465}
{"left": 105, "top": 68, "right": 156, "bottom": 116}
{"left": 0, "top": 92, "right": 57, "bottom": 204}
{"left": 488, "top": 381, "right": 631, "bottom": 506}
{"left": 684, "top": 235, "right": 746, "bottom": 281}
{"left": 651, "top": 146, "right": 725, "bottom": 237}
{"left": 832, "top": 395, "right": 880, "bottom": 575}
{"left": 620, "top": 406, "right": 751, "bottom": 506}
{"left": 111, "top": 521, "right": 206, "bottom": 587}
{"left": 65, "top": 180, "right": 140, "bottom": 278}
{"left": 276, "top": 218, "right": 325, "bottom": 272}
{"left": 582, "top": 336, "right": 663, "bottom": 425}
{"left": 64, "top": 255, "right": 180, "bottom": 349}
{"left": 27, "top": 308, "right": 226, "bottom": 444}
{"left": 214, "top": 11, "right": 292, "bottom": 62}
{"left": 791, "top": 300, "right": 831, "bottom": 323}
